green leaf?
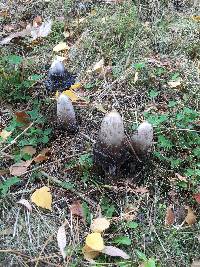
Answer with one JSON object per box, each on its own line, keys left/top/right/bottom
{"left": 113, "top": 236, "right": 131, "bottom": 246}
{"left": 144, "top": 258, "right": 156, "bottom": 267}
{"left": 7, "top": 55, "right": 23, "bottom": 65}
{"left": 148, "top": 90, "right": 159, "bottom": 99}
{"left": 132, "top": 62, "right": 145, "bottom": 70}
{"left": 60, "top": 181, "right": 74, "bottom": 190}
{"left": 82, "top": 202, "right": 91, "bottom": 224}
{"left": 135, "top": 249, "right": 147, "bottom": 261}
{"left": 0, "top": 177, "right": 21, "bottom": 196}
{"left": 126, "top": 221, "right": 138, "bottom": 229}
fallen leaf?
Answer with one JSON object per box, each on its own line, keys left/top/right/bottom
{"left": 165, "top": 206, "right": 175, "bottom": 226}
{"left": 93, "top": 59, "right": 104, "bottom": 73}
{"left": 134, "top": 71, "right": 139, "bottom": 83}
{"left": 63, "top": 90, "right": 79, "bottom": 102}
{"left": 31, "top": 20, "right": 52, "bottom": 40}
{"left": 53, "top": 42, "right": 70, "bottom": 52}
{"left": 102, "top": 246, "right": 130, "bottom": 259}
{"left": 70, "top": 82, "right": 82, "bottom": 90}
{"left": 33, "top": 16, "right": 42, "bottom": 27}
{"left": 31, "top": 186, "right": 52, "bottom": 210}
{"left": 185, "top": 206, "right": 196, "bottom": 225}
{"left": 0, "top": 20, "right": 52, "bottom": 45}
{"left": 70, "top": 200, "right": 84, "bottom": 219}
{"left": 57, "top": 223, "right": 67, "bottom": 260}
{"left": 86, "top": 233, "right": 104, "bottom": 251}
{"left": 0, "top": 130, "right": 12, "bottom": 141}
{"left": 93, "top": 102, "right": 107, "bottom": 113}
{"left": 9, "top": 160, "right": 32, "bottom": 176}
{"left": 175, "top": 173, "right": 187, "bottom": 182}
{"left": 90, "top": 217, "right": 110, "bottom": 233}
{"left": 168, "top": 79, "right": 181, "bottom": 88}
{"left": 15, "top": 111, "right": 30, "bottom": 125}
{"left": 83, "top": 245, "right": 100, "bottom": 260}
{"left": 192, "top": 16, "right": 200, "bottom": 22}
{"left": 17, "top": 199, "right": 32, "bottom": 212}
{"left": 33, "top": 148, "right": 51, "bottom": 163}
{"left": 123, "top": 204, "right": 138, "bottom": 221}
{"left": 193, "top": 193, "right": 200, "bottom": 204}
{"left": 21, "top": 146, "right": 36, "bottom": 156}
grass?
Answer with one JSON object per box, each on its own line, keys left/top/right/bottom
{"left": 0, "top": 0, "right": 200, "bottom": 266}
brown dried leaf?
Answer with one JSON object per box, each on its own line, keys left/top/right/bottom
{"left": 9, "top": 160, "right": 32, "bottom": 176}
{"left": 185, "top": 206, "right": 196, "bottom": 225}
{"left": 193, "top": 193, "right": 200, "bottom": 204}
{"left": 33, "top": 148, "right": 51, "bottom": 163}
{"left": 83, "top": 245, "right": 100, "bottom": 260}
{"left": 21, "top": 146, "right": 36, "bottom": 156}
{"left": 17, "top": 199, "right": 32, "bottom": 212}
{"left": 165, "top": 206, "right": 175, "bottom": 226}
{"left": 15, "top": 111, "right": 30, "bottom": 125}
{"left": 70, "top": 200, "right": 84, "bottom": 219}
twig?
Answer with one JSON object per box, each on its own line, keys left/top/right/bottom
{"left": 0, "top": 122, "right": 34, "bottom": 153}
{"left": 40, "top": 171, "right": 96, "bottom": 207}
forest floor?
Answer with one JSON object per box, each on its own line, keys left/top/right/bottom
{"left": 0, "top": 1, "right": 200, "bottom": 266}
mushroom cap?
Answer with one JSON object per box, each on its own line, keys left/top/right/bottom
{"left": 99, "top": 111, "right": 125, "bottom": 146}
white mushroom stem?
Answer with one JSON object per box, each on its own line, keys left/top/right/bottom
{"left": 57, "top": 93, "right": 77, "bottom": 132}
{"left": 131, "top": 121, "right": 153, "bottom": 155}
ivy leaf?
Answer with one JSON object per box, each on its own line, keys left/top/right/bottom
{"left": 0, "top": 177, "right": 21, "bottom": 196}
{"left": 113, "top": 236, "right": 131, "bottom": 246}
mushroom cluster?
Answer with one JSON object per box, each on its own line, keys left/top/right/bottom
{"left": 46, "top": 59, "right": 154, "bottom": 177}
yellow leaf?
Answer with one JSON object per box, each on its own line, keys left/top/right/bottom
{"left": 90, "top": 217, "right": 110, "bottom": 233}
{"left": 192, "top": 16, "right": 200, "bottom": 22}
{"left": 63, "top": 90, "right": 79, "bottom": 102}
{"left": 0, "top": 129, "right": 12, "bottom": 141}
{"left": 168, "top": 79, "right": 181, "bottom": 88}
{"left": 70, "top": 82, "right": 81, "bottom": 90}
{"left": 85, "top": 233, "right": 104, "bottom": 251}
{"left": 31, "top": 186, "right": 52, "bottom": 210}
{"left": 53, "top": 42, "right": 70, "bottom": 52}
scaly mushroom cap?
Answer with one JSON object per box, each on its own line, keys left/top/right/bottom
{"left": 57, "top": 93, "right": 77, "bottom": 132}
{"left": 131, "top": 121, "right": 153, "bottom": 155}
{"left": 99, "top": 111, "right": 125, "bottom": 147}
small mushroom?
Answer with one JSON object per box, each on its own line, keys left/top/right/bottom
{"left": 57, "top": 93, "right": 77, "bottom": 132}
{"left": 131, "top": 121, "right": 153, "bottom": 157}
{"left": 45, "top": 59, "right": 76, "bottom": 92}
{"left": 94, "top": 111, "right": 127, "bottom": 176}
